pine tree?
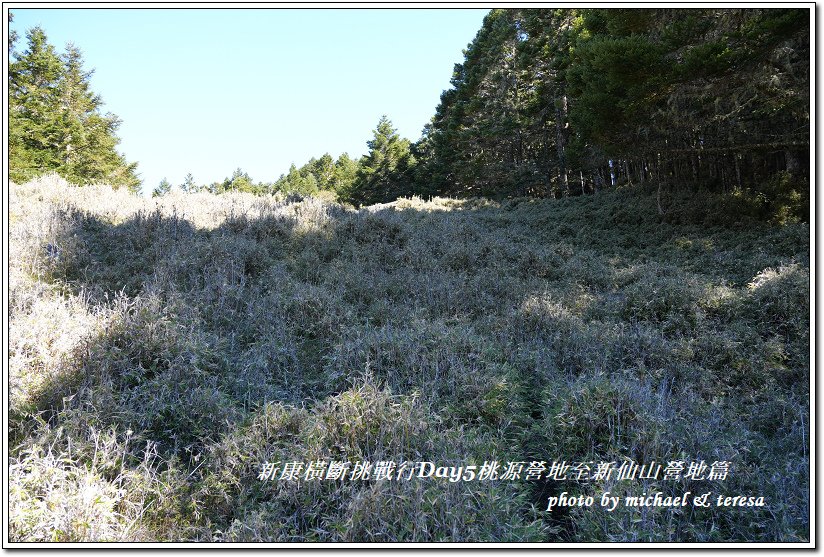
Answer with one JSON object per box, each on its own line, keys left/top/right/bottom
{"left": 9, "top": 26, "right": 140, "bottom": 191}
{"left": 420, "top": 7, "right": 808, "bottom": 202}
{"left": 180, "top": 173, "right": 196, "bottom": 193}
{"left": 274, "top": 163, "right": 319, "bottom": 196}
{"left": 228, "top": 168, "right": 254, "bottom": 193}
{"left": 333, "top": 153, "right": 359, "bottom": 196}
{"left": 271, "top": 153, "right": 359, "bottom": 200}
{"left": 209, "top": 168, "right": 263, "bottom": 194}
{"left": 58, "top": 44, "right": 138, "bottom": 189}
{"left": 9, "top": 27, "right": 64, "bottom": 182}
{"left": 8, "top": 12, "right": 17, "bottom": 53}
{"left": 152, "top": 177, "right": 172, "bottom": 197}
{"left": 311, "top": 153, "right": 336, "bottom": 190}
{"left": 346, "top": 116, "right": 415, "bottom": 206}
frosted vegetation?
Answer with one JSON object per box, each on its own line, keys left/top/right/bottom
{"left": 9, "top": 174, "right": 809, "bottom": 542}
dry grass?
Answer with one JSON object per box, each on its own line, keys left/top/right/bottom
{"left": 8, "top": 173, "right": 810, "bottom": 542}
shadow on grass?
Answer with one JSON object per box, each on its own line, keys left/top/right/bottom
{"left": 10, "top": 187, "right": 811, "bottom": 541}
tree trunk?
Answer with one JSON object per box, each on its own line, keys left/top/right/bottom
{"left": 734, "top": 154, "right": 742, "bottom": 189}
{"left": 554, "top": 98, "right": 569, "bottom": 195}
{"left": 785, "top": 149, "right": 800, "bottom": 176}
{"left": 656, "top": 153, "right": 665, "bottom": 215}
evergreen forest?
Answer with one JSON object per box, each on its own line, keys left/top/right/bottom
{"left": 9, "top": 8, "right": 809, "bottom": 219}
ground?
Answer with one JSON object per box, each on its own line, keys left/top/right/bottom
{"left": 8, "top": 174, "right": 810, "bottom": 542}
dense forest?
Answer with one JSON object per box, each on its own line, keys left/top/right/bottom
{"left": 420, "top": 8, "right": 809, "bottom": 203}
{"left": 9, "top": 8, "right": 810, "bottom": 221}
{"left": 7, "top": 7, "right": 812, "bottom": 545}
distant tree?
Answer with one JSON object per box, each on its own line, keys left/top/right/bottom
{"left": 269, "top": 152, "right": 359, "bottom": 200}
{"left": 180, "top": 172, "right": 196, "bottom": 193}
{"left": 344, "top": 115, "right": 415, "bottom": 206}
{"left": 273, "top": 163, "right": 320, "bottom": 196}
{"left": 227, "top": 168, "right": 254, "bottom": 193}
{"left": 209, "top": 168, "right": 262, "bottom": 194}
{"left": 333, "top": 153, "right": 359, "bottom": 195}
{"left": 311, "top": 153, "right": 336, "bottom": 190}
{"left": 152, "top": 177, "right": 172, "bottom": 197}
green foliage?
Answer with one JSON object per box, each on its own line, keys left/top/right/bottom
{"left": 179, "top": 173, "right": 197, "bottom": 193}
{"left": 343, "top": 116, "right": 416, "bottom": 206}
{"left": 567, "top": 33, "right": 667, "bottom": 155}
{"left": 332, "top": 153, "right": 359, "bottom": 195}
{"left": 9, "top": 26, "right": 139, "bottom": 191}
{"left": 152, "top": 177, "right": 172, "bottom": 198}
{"left": 419, "top": 8, "right": 809, "bottom": 207}
{"left": 273, "top": 163, "right": 320, "bottom": 196}
{"left": 207, "top": 168, "right": 269, "bottom": 195}
{"left": 270, "top": 152, "right": 359, "bottom": 199}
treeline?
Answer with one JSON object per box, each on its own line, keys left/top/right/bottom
{"left": 10, "top": 9, "right": 809, "bottom": 214}
{"left": 279, "top": 8, "right": 810, "bottom": 216}
{"left": 9, "top": 22, "right": 140, "bottom": 192}
{"left": 156, "top": 114, "right": 415, "bottom": 206}
{"left": 157, "top": 152, "right": 358, "bottom": 199}
{"left": 419, "top": 8, "right": 809, "bottom": 204}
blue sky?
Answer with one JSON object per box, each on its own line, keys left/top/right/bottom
{"left": 10, "top": 8, "right": 488, "bottom": 194}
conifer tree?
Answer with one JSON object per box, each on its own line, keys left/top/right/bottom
{"left": 9, "top": 26, "right": 140, "bottom": 191}
{"left": 346, "top": 115, "right": 415, "bottom": 206}
{"left": 274, "top": 163, "right": 319, "bottom": 196}
{"left": 312, "top": 153, "right": 336, "bottom": 190}
{"left": 271, "top": 153, "right": 360, "bottom": 200}
{"left": 180, "top": 173, "right": 196, "bottom": 193}
{"left": 333, "top": 153, "right": 358, "bottom": 196}
{"left": 9, "top": 27, "right": 64, "bottom": 181}
{"left": 419, "top": 8, "right": 808, "bottom": 204}
{"left": 57, "top": 44, "right": 138, "bottom": 189}
{"left": 152, "top": 177, "right": 172, "bottom": 197}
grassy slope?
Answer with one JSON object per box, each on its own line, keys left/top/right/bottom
{"left": 8, "top": 175, "right": 810, "bottom": 542}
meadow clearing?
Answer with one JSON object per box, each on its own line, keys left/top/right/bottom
{"left": 8, "top": 174, "right": 810, "bottom": 542}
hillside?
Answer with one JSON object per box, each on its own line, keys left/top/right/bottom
{"left": 9, "top": 175, "right": 809, "bottom": 542}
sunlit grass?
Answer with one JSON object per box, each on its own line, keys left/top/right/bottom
{"left": 8, "top": 174, "right": 809, "bottom": 542}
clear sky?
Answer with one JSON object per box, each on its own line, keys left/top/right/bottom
{"left": 9, "top": 8, "right": 488, "bottom": 195}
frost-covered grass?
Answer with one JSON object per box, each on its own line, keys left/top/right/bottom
{"left": 8, "top": 174, "right": 810, "bottom": 542}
